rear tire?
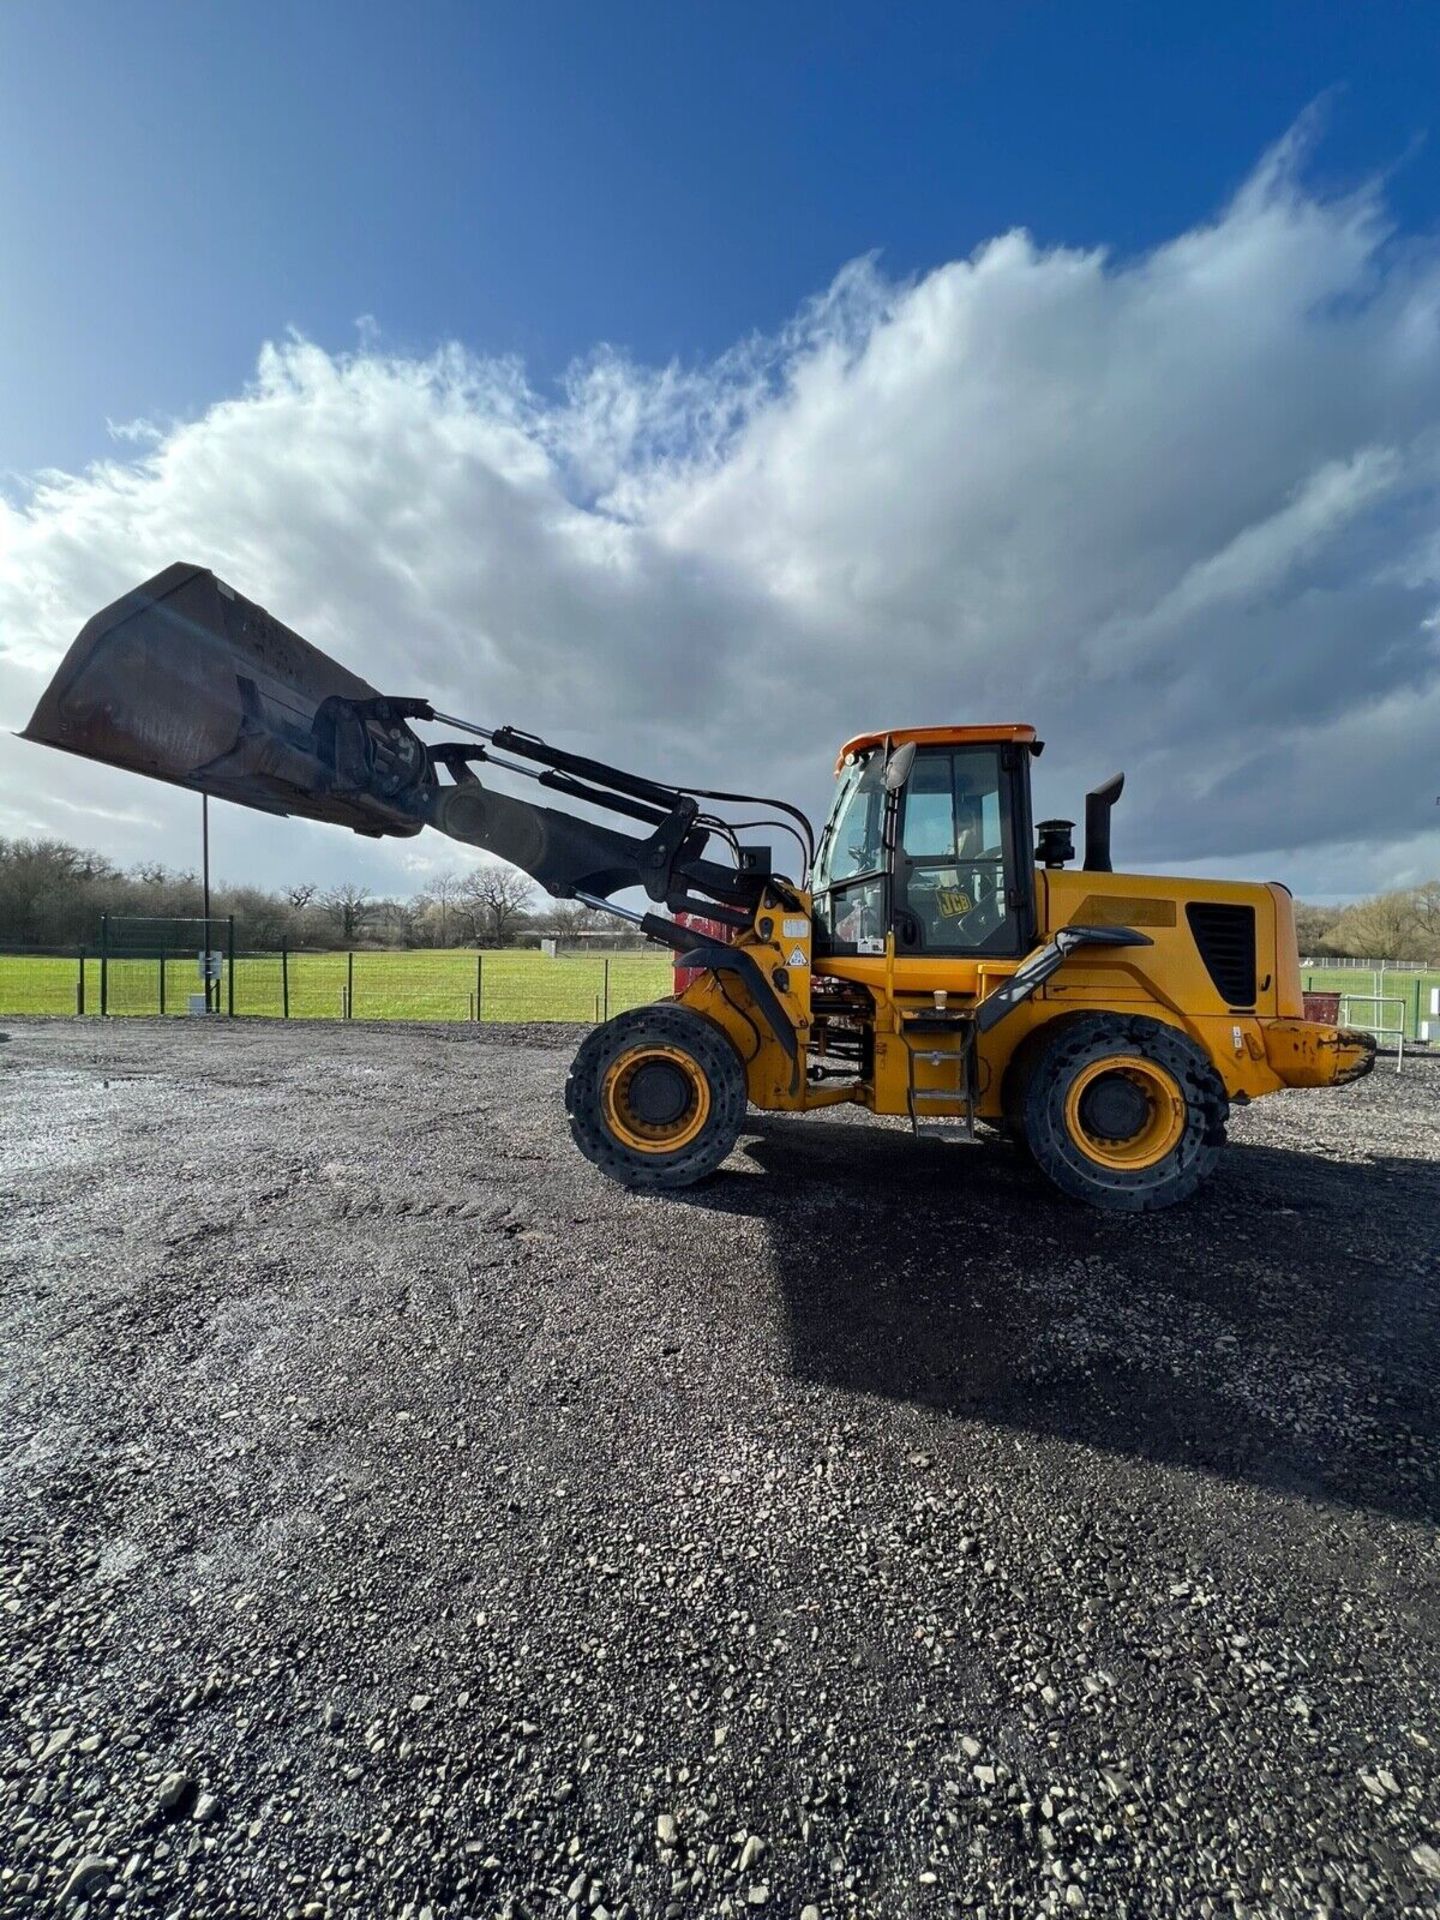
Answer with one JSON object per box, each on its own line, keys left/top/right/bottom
{"left": 565, "top": 1005, "right": 747, "bottom": 1191}
{"left": 1015, "top": 1013, "right": 1228, "bottom": 1212}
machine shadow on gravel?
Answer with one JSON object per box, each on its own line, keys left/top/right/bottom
{"left": 674, "top": 1108, "right": 1440, "bottom": 1526}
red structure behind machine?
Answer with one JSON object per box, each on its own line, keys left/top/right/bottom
{"left": 673, "top": 913, "right": 733, "bottom": 994}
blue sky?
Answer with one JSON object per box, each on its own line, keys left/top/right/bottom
{"left": 4, "top": 1, "right": 1437, "bottom": 481}
{"left": 2, "top": 3, "right": 1439, "bottom": 903}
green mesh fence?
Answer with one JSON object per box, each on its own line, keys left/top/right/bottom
{"left": 0, "top": 953, "right": 87, "bottom": 1016}
{"left": 0, "top": 948, "right": 673, "bottom": 1024}
{"left": 1300, "top": 967, "right": 1440, "bottom": 1042}
{"left": 3, "top": 950, "right": 1436, "bottom": 1035}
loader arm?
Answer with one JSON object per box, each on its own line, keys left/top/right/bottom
{"left": 20, "top": 564, "right": 809, "bottom": 934}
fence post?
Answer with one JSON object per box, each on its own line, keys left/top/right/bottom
{"left": 227, "top": 917, "right": 236, "bottom": 1017}
{"left": 475, "top": 953, "right": 483, "bottom": 1022}
{"left": 158, "top": 942, "right": 166, "bottom": 1017}
{"left": 100, "top": 914, "right": 109, "bottom": 1018}
{"left": 603, "top": 955, "right": 610, "bottom": 1021}
{"left": 282, "top": 943, "right": 290, "bottom": 1020}
{"left": 347, "top": 950, "right": 354, "bottom": 1019}
{"left": 77, "top": 948, "right": 86, "bottom": 1017}
{"left": 1415, "top": 975, "right": 1424, "bottom": 1042}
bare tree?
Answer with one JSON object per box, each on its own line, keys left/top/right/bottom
{"left": 533, "top": 897, "right": 589, "bottom": 944}
{"left": 418, "top": 870, "right": 465, "bottom": 947}
{"left": 286, "top": 883, "right": 318, "bottom": 910}
{"left": 377, "top": 896, "right": 421, "bottom": 946}
{"left": 321, "top": 881, "right": 373, "bottom": 943}
{"left": 590, "top": 907, "right": 639, "bottom": 940}
{"left": 0, "top": 837, "right": 119, "bottom": 945}
{"left": 1411, "top": 880, "right": 1440, "bottom": 958}
{"left": 1327, "top": 888, "right": 1422, "bottom": 963}
{"left": 1293, "top": 899, "right": 1343, "bottom": 958}
{"left": 459, "top": 864, "right": 535, "bottom": 946}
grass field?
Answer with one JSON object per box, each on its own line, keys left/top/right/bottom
{"left": 0, "top": 947, "right": 675, "bottom": 1023}
{"left": 0, "top": 948, "right": 1434, "bottom": 1036}
{"left": 1299, "top": 966, "right": 1439, "bottom": 1042}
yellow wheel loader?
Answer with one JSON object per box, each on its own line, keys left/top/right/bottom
{"left": 23, "top": 565, "right": 1375, "bottom": 1212}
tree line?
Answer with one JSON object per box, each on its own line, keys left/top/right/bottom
{"left": 1294, "top": 884, "right": 1440, "bottom": 965}
{"left": 0, "top": 837, "right": 629, "bottom": 951}
{"left": 2, "top": 833, "right": 1437, "bottom": 962}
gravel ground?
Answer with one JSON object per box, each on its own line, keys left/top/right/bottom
{"left": 1, "top": 1018, "right": 1438, "bottom": 1920}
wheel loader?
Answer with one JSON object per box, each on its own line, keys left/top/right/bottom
{"left": 22, "top": 564, "right": 1375, "bottom": 1212}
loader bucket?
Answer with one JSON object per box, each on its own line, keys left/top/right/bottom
{"left": 21, "top": 563, "right": 430, "bottom": 837}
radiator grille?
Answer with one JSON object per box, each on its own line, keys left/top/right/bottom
{"left": 1186, "top": 902, "right": 1257, "bottom": 1006}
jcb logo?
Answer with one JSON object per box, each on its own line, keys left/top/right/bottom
{"left": 937, "top": 889, "right": 974, "bottom": 917}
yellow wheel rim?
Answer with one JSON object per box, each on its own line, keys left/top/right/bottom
{"left": 601, "top": 1045, "right": 711, "bottom": 1155}
{"left": 1063, "top": 1054, "right": 1186, "bottom": 1172}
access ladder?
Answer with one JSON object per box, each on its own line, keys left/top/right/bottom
{"left": 896, "top": 1006, "right": 978, "bottom": 1141}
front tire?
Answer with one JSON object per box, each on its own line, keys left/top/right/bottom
{"left": 565, "top": 1005, "right": 747, "bottom": 1191}
{"left": 1014, "top": 1014, "right": 1228, "bottom": 1212}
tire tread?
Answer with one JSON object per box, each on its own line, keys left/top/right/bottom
{"left": 1018, "top": 1012, "right": 1228, "bottom": 1213}
{"left": 565, "top": 1004, "right": 746, "bottom": 1191}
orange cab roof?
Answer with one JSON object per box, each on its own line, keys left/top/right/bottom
{"left": 835, "top": 724, "right": 1038, "bottom": 772}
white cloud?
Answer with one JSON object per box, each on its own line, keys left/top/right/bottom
{"left": 1, "top": 127, "right": 1438, "bottom": 905}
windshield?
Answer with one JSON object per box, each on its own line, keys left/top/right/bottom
{"left": 813, "top": 752, "right": 890, "bottom": 953}
{"left": 814, "top": 753, "right": 886, "bottom": 894}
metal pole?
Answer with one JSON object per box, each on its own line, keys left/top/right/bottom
{"left": 476, "top": 953, "right": 483, "bottom": 1022}
{"left": 77, "top": 948, "right": 86, "bottom": 1017}
{"left": 282, "top": 943, "right": 290, "bottom": 1020}
{"left": 100, "top": 915, "right": 109, "bottom": 1018}
{"left": 603, "top": 955, "right": 610, "bottom": 1021}
{"left": 227, "top": 916, "right": 235, "bottom": 1017}
{"left": 202, "top": 794, "right": 212, "bottom": 1013}
{"left": 347, "top": 950, "right": 354, "bottom": 1019}
{"left": 158, "top": 941, "right": 166, "bottom": 1017}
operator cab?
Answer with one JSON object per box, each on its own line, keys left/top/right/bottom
{"left": 812, "top": 726, "right": 1039, "bottom": 959}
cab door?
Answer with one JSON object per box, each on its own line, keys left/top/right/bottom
{"left": 892, "top": 745, "right": 1033, "bottom": 957}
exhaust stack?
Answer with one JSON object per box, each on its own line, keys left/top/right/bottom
{"left": 1083, "top": 772, "right": 1124, "bottom": 872}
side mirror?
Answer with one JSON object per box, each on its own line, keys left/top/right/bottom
{"left": 884, "top": 741, "right": 917, "bottom": 791}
